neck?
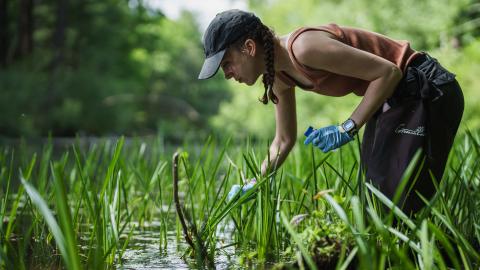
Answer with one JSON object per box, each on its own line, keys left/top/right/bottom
{"left": 273, "top": 35, "right": 296, "bottom": 73}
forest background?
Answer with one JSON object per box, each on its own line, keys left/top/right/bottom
{"left": 1, "top": 0, "right": 479, "bottom": 141}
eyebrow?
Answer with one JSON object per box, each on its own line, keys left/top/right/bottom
{"left": 220, "top": 50, "right": 231, "bottom": 65}
{"left": 220, "top": 59, "right": 229, "bottom": 68}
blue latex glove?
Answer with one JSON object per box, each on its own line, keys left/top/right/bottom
{"left": 304, "top": 125, "right": 353, "bottom": 153}
{"left": 227, "top": 178, "right": 257, "bottom": 201}
{"left": 227, "top": 185, "right": 242, "bottom": 201}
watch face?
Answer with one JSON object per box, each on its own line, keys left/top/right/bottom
{"left": 344, "top": 120, "right": 354, "bottom": 130}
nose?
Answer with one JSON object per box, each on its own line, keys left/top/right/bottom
{"left": 224, "top": 72, "right": 232, "bottom": 80}
{"left": 223, "top": 67, "right": 233, "bottom": 80}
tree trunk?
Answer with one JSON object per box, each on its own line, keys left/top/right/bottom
{"left": 50, "top": 0, "right": 67, "bottom": 70}
{"left": 15, "top": 0, "right": 33, "bottom": 59}
{"left": 0, "top": 0, "right": 8, "bottom": 67}
{"left": 45, "top": 0, "right": 68, "bottom": 136}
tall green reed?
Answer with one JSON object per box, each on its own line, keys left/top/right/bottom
{"left": 1, "top": 129, "right": 479, "bottom": 269}
{"left": 176, "top": 131, "right": 479, "bottom": 269}
{"left": 1, "top": 136, "right": 179, "bottom": 268}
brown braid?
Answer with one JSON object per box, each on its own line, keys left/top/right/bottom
{"left": 260, "top": 25, "right": 278, "bottom": 104}
{"left": 233, "top": 23, "right": 278, "bottom": 104}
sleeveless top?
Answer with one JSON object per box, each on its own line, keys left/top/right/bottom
{"left": 276, "top": 24, "right": 419, "bottom": 96}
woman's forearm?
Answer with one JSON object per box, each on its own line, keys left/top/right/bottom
{"left": 350, "top": 66, "right": 403, "bottom": 128}
{"left": 260, "top": 138, "right": 295, "bottom": 176}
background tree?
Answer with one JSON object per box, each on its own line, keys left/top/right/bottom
{"left": 0, "top": 0, "right": 479, "bottom": 140}
{"left": 0, "top": 0, "right": 229, "bottom": 138}
{"left": 211, "top": 0, "right": 480, "bottom": 139}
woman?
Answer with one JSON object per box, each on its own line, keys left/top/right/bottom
{"left": 198, "top": 9, "right": 464, "bottom": 213}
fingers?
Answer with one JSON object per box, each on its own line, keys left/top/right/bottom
{"left": 322, "top": 143, "right": 333, "bottom": 153}
{"left": 304, "top": 129, "right": 319, "bottom": 145}
{"left": 311, "top": 125, "right": 335, "bottom": 152}
{"left": 227, "top": 184, "right": 242, "bottom": 201}
{"left": 304, "top": 125, "right": 354, "bottom": 153}
{"left": 304, "top": 127, "right": 330, "bottom": 150}
{"left": 318, "top": 138, "right": 327, "bottom": 151}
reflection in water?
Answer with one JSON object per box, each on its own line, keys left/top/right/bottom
{"left": 119, "top": 221, "right": 237, "bottom": 269}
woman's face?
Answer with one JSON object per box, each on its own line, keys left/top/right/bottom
{"left": 220, "top": 39, "right": 263, "bottom": 86}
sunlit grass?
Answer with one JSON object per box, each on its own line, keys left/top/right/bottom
{"left": 0, "top": 131, "right": 479, "bottom": 269}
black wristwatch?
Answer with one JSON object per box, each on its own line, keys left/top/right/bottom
{"left": 341, "top": 118, "right": 357, "bottom": 137}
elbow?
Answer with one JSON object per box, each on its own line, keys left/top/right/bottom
{"left": 283, "top": 135, "right": 297, "bottom": 151}
{"left": 385, "top": 65, "right": 403, "bottom": 95}
{"left": 390, "top": 65, "right": 403, "bottom": 84}
{"left": 274, "top": 134, "right": 296, "bottom": 151}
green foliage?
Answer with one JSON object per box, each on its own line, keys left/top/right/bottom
{"left": 433, "top": 40, "right": 480, "bottom": 130}
{"left": 1, "top": 128, "right": 480, "bottom": 268}
{"left": 249, "top": 0, "right": 469, "bottom": 49}
{"left": 2, "top": 0, "right": 479, "bottom": 139}
{"left": 174, "top": 129, "right": 479, "bottom": 268}
{"left": 0, "top": 1, "right": 229, "bottom": 138}
{"left": 212, "top": 0, "right": 480, "bottom": 139}
{"left": 295, "top": 210, "right": 353, "bottom": 267}
{"left": 210, "top": 81, "right": 276, "bottom": 138}
{"left": 452, "top": 0, "right": 480, "bottom": 45}
{"left": 23, "top": 177, "right": 82, "bottom": 270}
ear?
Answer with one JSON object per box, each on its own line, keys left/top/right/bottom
{"left": 242, "top": 39, "right": 256, "bottom": 57}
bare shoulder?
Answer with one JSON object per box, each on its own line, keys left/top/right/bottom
{"left": 291, "top": 30, "right": 338, "bottom": 63}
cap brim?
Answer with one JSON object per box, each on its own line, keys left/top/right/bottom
{"left": 198, "top": 49, "right": 226, "bottom": 80}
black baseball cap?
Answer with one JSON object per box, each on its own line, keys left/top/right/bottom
{"left": 198, "top": 9, "right": 261, "bottom": 80}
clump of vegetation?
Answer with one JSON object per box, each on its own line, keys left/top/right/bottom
{"left": 300, "top": 210, "right": 354, "bottom": 268}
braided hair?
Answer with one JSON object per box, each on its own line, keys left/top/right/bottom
{"left": 233, "top": 22, "right": 278, "bottom": 104}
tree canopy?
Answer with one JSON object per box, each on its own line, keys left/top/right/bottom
{"left": 1, "top": 0, "right": 479, "bottom": 139}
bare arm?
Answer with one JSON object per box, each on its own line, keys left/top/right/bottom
{"left": 260, "top": 79, "right": 297, "bottom": 176}
{"left": 292, "top": 31, "right": 403, "bottom": 129}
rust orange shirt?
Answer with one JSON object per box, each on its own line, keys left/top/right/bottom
{"left": 276, "top": 24, "right": 419, "bottom": 96}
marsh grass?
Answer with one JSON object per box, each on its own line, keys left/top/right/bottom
{"left": 0, "top": 131, "right": 479, "bottom": 269}
{"left": 0, "top": 137, "right": 174, "bottom": 269}
{"left": 173, "top": 132, "right": 479, "bottom": 269}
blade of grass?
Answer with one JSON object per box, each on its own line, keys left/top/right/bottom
{"left": 280, "top": 211, "right": 317, "bottom": 270}
{"left": 22, "top": 177, "right": 81, "bottom": 270}
{"left": 365, "top": 183, "right": 416, "bottom": 230}
{"left": 51, "top": 161, "right": 82, "bottom": 270}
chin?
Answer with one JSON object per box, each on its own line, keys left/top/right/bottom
{"left": 246, "top": 75, "right": 260, "bottom": 86}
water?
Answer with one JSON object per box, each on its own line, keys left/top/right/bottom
{"left": 0, "top": 138, "right": 265, "bottom": 269}
{"left": 120, "top": 230, "right": 189, "bottom": 269}
{"left": 119, "top": 221, "right": 238, "bottom": 269}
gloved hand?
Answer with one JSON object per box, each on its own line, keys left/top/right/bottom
{"left": 227, "top": 178, "right": 257, "bottom": 201}
{"left": 304, "top": 125, "right": 353, "bottom": 153}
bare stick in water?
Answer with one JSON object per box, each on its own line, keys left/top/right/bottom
{"left": 173, "top": 152, "right": 195, "bottom": 249}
